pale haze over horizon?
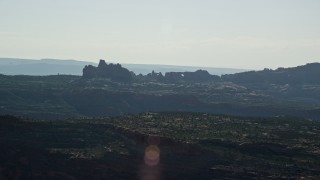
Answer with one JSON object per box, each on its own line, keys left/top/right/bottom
{"left": 0, "top": 0, "right": 319, "bottom": 69}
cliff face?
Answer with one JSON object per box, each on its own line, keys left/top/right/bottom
{"left": 83, "top": 60, "right": 132, "bottom": 82}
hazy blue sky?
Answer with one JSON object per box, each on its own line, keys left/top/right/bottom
{"left": 0, "top": 0, "right": 319, "bottom": 69}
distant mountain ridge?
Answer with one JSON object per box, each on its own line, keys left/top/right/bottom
{"left": 81, "top": 59, "right": 320, "bottom": 84}
{"left": 0, "top": 60, "right": 320, "bottom": 120}
{"left": 1, "top": 58, "right": 319, "bottom": 84}
{"left": 0, "top": 58, "right": 248, "bottom": 76}
{"left": 222, "top": 62, "right": 320, "bottom": 84}
{"left": 0, "top": 58, "right": 96, "bottom": 75}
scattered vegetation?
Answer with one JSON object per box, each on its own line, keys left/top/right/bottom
{"left": 0, "top": 113, "right": 319, "bottom": 179}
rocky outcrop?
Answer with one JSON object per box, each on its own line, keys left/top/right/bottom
{"left": 83, "top": 61, "right": 221, "bottom": 83}
{"left": 83, "top": 60, "right": 133, "bottom": 82}
{"left": 165, "top": 70, "right": 220, "bottom": 82}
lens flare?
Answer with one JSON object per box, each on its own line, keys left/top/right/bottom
{"left": 140, "top": 136, "right": 162, "bottom": 180}
{"left": 144, "top": 145, "right": 160, "bottom": 166}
